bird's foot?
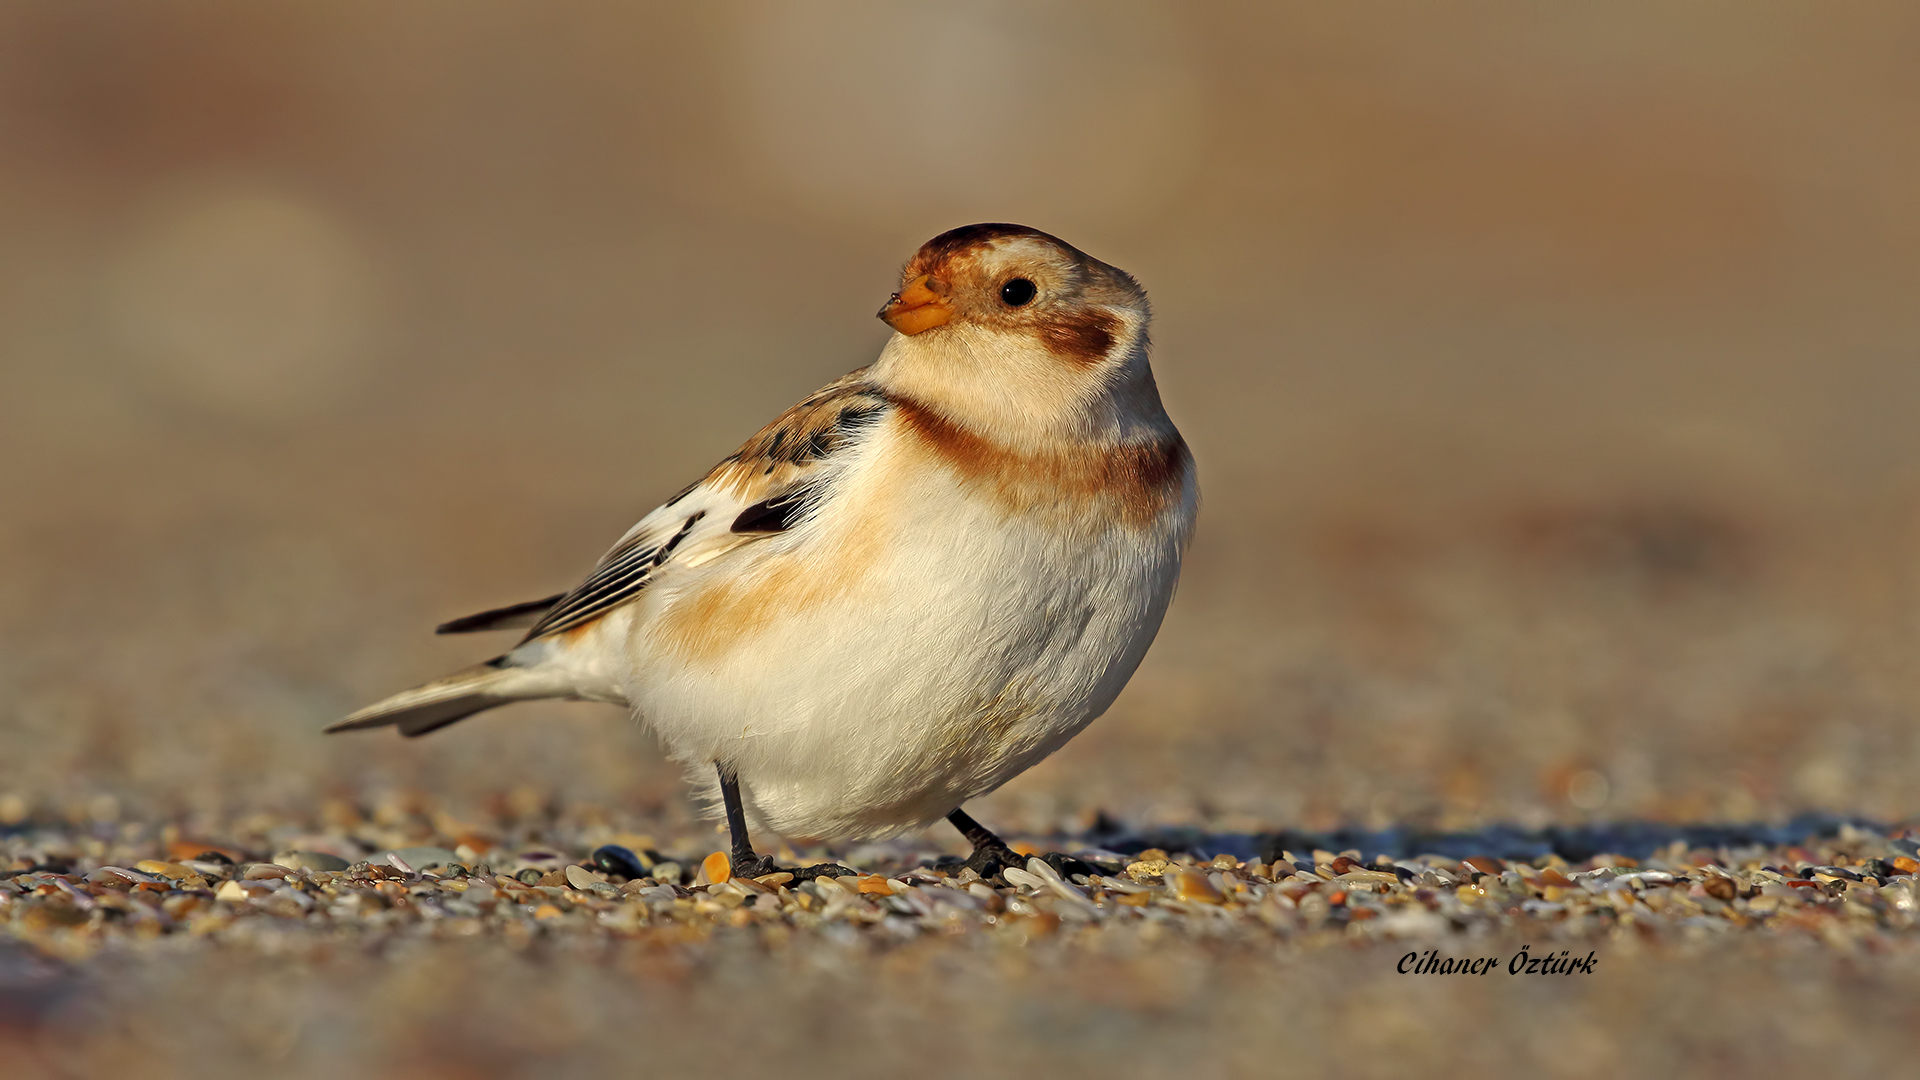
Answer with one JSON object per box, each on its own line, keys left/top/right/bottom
{"left": 784, "top": 863, "right": 858, "bottom": 882}
{"left": 958, "top": 846, "right": 1114, "bottom": 882}
{"left": 729, "top": 852, "right": 856, "bottom": 882}
{"left": 962, "top": 843, "right": 1026, "bottom": 879}
{"left": 728, "top": 852, "right": 781, "bottom": 880}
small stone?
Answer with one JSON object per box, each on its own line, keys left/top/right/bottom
{"left": 168, "top": 841, "right": 241, "bottom": 864}
{"left": 1127, "top": 859, "right": 1170, "bottom": 881}
{"left": 215, "top": 880, "right": 249, "bottom": 902}
{"left": 379, "top": 847, "right": 461, "bottom": 872}
{"left": 275, "top": 851, "right": 350, "bottom": 872}
{"left": 563, "top": 865, "right": 599, "bottom": 891}
{"left": 755, "top": 872, "right": 795, "bottom": 887}
{"left": 591, "top": 844, "right": 649, "bottom": 880}
{"left": 599, "top": 904, "right": 645, "bottom": 930}
{"left": 1335, "top": 870, "right": 1399, "bottom": 887}
{"left": 1892, "top": 856, "right": 1919, "bottom": 875}
{"left": 531, "top": 903, "right": 564, "bottom": 920}
{"left": 537, "top": 869, "right": 569, "bottom": 888}
{"left": 161, "top": 894, "right": 206, "bottom": 919}
{"left": 702, "top": 851, "right": 732, "bottom": 885}
{"left": 19, "top": 905, "right": 88, "bottom": 931}
{"left": 1001, "top": 867, "right": 1044, "bottom": 891}
{"left": 135, "top": 860, "right": 194, "bottom": 879}
{"left": 1172, "top": 870, "right": 1223, "bottom": 904}
{"left": 856, "top": 876, "right": 894, "bottom": 896}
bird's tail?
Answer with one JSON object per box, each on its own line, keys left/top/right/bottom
{"left": 325, "top": 657, "right": 565, "bottom": 738}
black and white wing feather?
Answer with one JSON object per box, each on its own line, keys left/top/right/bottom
{"left": 434, "top": 369, "right": 890, "bottom": 643}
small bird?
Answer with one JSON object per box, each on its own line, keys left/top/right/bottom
{"left": 329, "top": 224, "right": 1197, "bottom": 879}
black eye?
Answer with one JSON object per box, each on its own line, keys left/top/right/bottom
{"left": 999, "top": 278, "right": 1037, "bottom": 307}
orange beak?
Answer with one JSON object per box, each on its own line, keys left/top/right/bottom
{"left": 878, "top": 274, "right": 953, "bottom": 335}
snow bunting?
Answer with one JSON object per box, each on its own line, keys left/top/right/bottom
{"left": 330, "top": 223, "right": 1197, "bottom": 878}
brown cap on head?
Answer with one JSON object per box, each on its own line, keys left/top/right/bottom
{"left": 901, "top": 223, "right": 1062, "bottom": 281}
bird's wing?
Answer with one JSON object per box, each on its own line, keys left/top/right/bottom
{"left": 436, "top": 595, "right": 567, "bottom": 634}
{"left": 510, "top": 369, "right": 890, "bottom": 641}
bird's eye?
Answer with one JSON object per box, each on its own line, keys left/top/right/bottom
{"left": 999, "top": 278, "right": 1037, "bottom": 307}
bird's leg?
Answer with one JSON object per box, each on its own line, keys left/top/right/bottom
{"left": 947, "top": 807, "right": 1031, "bottom": 878}
{"left": 718, "top": 765, "right": 780, "bottom": 879}
{"left": 946, "top": 807, "right": 1110, "bottom": 880}
{"left": 716, "top": 765, "right": 855, "bottom": 882}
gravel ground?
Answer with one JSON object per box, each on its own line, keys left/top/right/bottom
{"left": 6, "top": 809, "right": 1919, "bottom": 1075}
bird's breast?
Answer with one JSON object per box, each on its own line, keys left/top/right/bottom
{"left": 889, "top": 400, "right": 1192, "bottom": 528}
{"left": 641, "top": 406, "right": 1192, "bottom": 666}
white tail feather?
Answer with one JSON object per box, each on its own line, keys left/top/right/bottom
{"left": 326, "top": 660, "right": 553, "bottom": 738}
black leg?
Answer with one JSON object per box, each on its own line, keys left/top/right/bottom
{"left": 946, "top": 807, "right": 1111, "bottom": 880}
{"left": 718, "top": 766, "right": 778, "bottom": 879}
{"left": 947, "top": 808, "right": 1030, "bottom": 878}
{"left": 716, "top": 765, "right": 855, "bottom": 882}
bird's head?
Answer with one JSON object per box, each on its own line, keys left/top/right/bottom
{"left": 873, "top": 223, "right": 1160, "bottom": 445}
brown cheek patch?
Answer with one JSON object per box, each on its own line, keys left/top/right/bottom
{"left": 895, "top": 402, "right": 1190, "bottom": 526}
{"left": 1040, "top": 308, "right": 1119, "bottom": 366}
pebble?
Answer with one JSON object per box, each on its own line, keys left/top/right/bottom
{"left": 1172, "top": 869, "right": 1224, "bottom": 904}
{"left": 1126, "top": 859, "right": 1170, "bottom": 880}
{"left": 590, "top": 844, "right": 649, "bottom": 880}
{"left": 275, "top": 851, "right": 350, "bottom": 872}
{"left": 1001, "top": 867, "right": 1043, "bottom": 892}
{"left": 7, "top": 812, "right": 1917, "bottom": 958}
{"left": 379, "top": 847, "right": 462, "bottom": 872}
{"left": 134, "top": 860, "right": 194, "bottom": 879}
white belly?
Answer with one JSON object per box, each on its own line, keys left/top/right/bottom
{"left": 610, "top": 444, "right": 1193, "bottom": 842}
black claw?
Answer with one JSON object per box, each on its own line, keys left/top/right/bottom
{"left": 954, "top": 844, "right": 1116, "bottom": 883}
{"left": 727, "top": 854, "right": 854, "bottom": 882}
{"left": 963, "top": 844, "right": 1029, "bottom": 880}
{"left": 785, "top": 863, "right": 857, "bottom": 882}
{"left": 728, "top": 853, "right": 781, "bottom": 880}
{"left": 1042, "top": 852, "right": 1120, "bottom": 878}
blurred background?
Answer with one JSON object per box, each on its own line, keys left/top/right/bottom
{"left": 3, "top": 0, "right": 1919, "bottom": 842}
